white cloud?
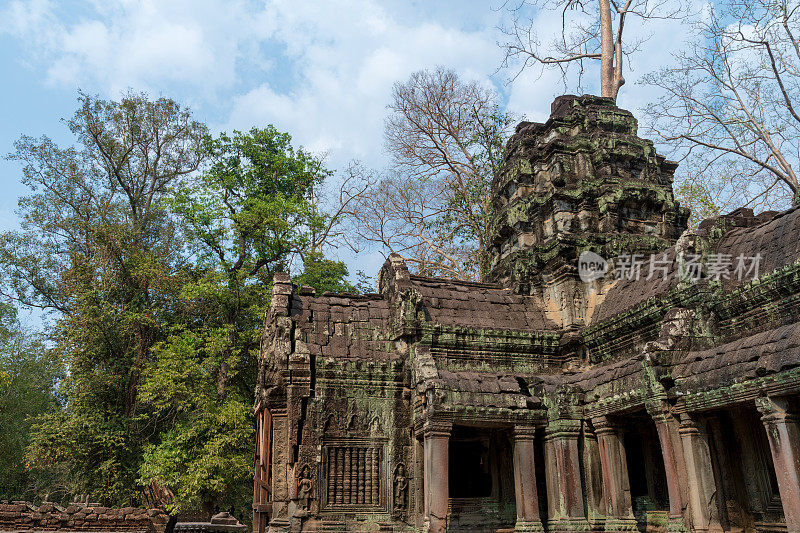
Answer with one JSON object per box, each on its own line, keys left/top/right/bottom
{"left": 226, "top": 1, "right": 505, "bottom": 169}
{"left": 1, "top": 0, "right": 697, "bottom": 275}
{"left": 1, "top": 0, "right": 272, "bottom": 97}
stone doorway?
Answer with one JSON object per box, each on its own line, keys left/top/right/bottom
{"left": 447, "top": 426, "right": 516, "bottom": 532}
{"left": 705, "top": 407, "right": 784, "bottom": 532}
{"left": 620, "top": 414, "right": 670, "bottom": 531}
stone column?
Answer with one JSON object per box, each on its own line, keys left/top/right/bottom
{"left": 413, "top": 436, "right": 426, "bottom": 531}
{"left": 513, "top": 425, "right": 545, "bottom": 532}
{"left": 583, "top": 421, "right": 607, "bottom": 532}
{"left": 592, "top": 417, "right": 636, "bottom": 532}
{"left": 678, "top": 414, "right": 716, "bottom": 533}
{"left": 650, "top": 411, "right": 689, "bottom": 532}
{"left": 756, "top": 396, "right": 800, "bottom": 533}
{"left": 423, "top": 420, "right": 451, "bottom": 533}
{"left": 544, "top": 419, "right": 590, "bottom": 533}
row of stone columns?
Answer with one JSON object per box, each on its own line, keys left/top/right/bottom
{"left": 543, "top": 419, "right": 589, "bottom": 533}
{"left": 423, "top": 420, "right": 451, "bottom": 533}
{"left": 419, "top": 395, "right": 800, "bottom": 533}
{"left": 419, "top": 417, "right": 639, "bottom": 533}
{"left": 650, "top": 409, "right": 689, "bottom": 532}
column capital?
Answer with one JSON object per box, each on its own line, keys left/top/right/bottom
{"left": 755, "top": 396, "right": 798, "bottom": 425}
{"left": 677, "top": 413, "right": 700, "bottom": 436}
{"left": 544, "top": 418, "right": 582, "bottom": 440}
{"left": 650, "top": 410, "right": 673, "bottom": 425}
{"left": 423, "top": 419, "right": 452, "bottom": 438}
{"left": 582, "top": 419, "right": 597, "bottom": 438}
{"left": 514, "top": 425, "right": 537, "bottom": 441}
{"left": 591, "top": 415, "right": 617, "bottom": 437}
{"left": 645, "top": 398, "right": 674, "bottom": 422}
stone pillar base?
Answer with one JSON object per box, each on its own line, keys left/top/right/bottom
{"left": 547, "top": 517, "right": 592, "bottom": 533}
{"left": 603, "top": 517, "right": 639, "bottom": 532}
{"left": 588, "top": 517, "right": 606, "bottom": 532}
{"left": 515, "top": 518, "right": 546, "bottom": 532}
{"left": 266, "top": 518, "right": 290, "bottom": 533}
{"left": 422, "top": 516, "right": 447, "bottom": 533}
{"left": 667, "top": 517, "right": 687, "bottom": 533}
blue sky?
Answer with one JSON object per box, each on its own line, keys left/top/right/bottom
{"left": 0, "top": 0, "right": 694, "bottom": 298}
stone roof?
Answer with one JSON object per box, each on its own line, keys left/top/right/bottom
{"left": 410, "top": 275, "right": 557, "bottom": 331}
{"left": 713, "top": 206, "right": 800, "bottom": 288}
{"left": 591, "top": 206, "right": 800, "bottom": 323}
{"left": 591, "top": 247, "right": 680, "bottom": 323}
{"left": 674, "top": 322, "right": 800, "bottom": 391}
{"left": 289, "top": 293, "right": 394, "bottom": 361}
{"left": 565, "top": 355, "right": 645, "bottom": 393}
{"left": 280, "top": 204, "right": 800, "bottom": 405}
{"left": 435, "top": 369, "right": 536, "bottom": 410}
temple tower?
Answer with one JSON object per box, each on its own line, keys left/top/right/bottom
{"left": 486, "top": 95, "right": 689, "bottom": 326}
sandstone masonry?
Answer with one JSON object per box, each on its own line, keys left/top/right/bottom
{"left": 254, "top": 95, "right": 800, "bottom": 533}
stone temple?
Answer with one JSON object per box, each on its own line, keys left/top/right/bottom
{"left": 252, "top": 95, "right": 800, "bottom": 533}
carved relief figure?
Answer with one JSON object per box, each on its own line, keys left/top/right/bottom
{"left": 573, "top": 287, "right": 586, "bottom": 321}
{"left": 297, "top": 465, "right": 312, "bottom": 512}
{"left": 369, "top": 415, "right": 383, "bottom": 435}
{"left": 393, "top": 463, "right": 408, "bottom": 517}
{"left": 347, "top": 412, "right": 359, "bottom": 432}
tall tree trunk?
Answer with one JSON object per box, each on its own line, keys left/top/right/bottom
{"left": 599, "top": 0, "right": 616, "bottom": 98}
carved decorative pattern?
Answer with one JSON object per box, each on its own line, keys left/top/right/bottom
{"left": 324, "top": 445, "right": 383, "bottom": 508}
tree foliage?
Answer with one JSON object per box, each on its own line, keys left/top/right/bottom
{"left": 645, "top": 0, "right": 800, "bottom": 217}
{"left": 348, "top": 67, "right": 515, "bottom": 281}
{"left": 137, "top": 127, "right": 341, "bottom": 515}
{"left": 1, "top": 93, "right": 355, "bottom": 515}
{"left": 294, "top": 253, "right": 358, "bottom": 294}
{"left": 1, "top": 92, "right": 206, "bottom": 503}
{"left": 0, "top": 304, "right": 63, "bottom": 500}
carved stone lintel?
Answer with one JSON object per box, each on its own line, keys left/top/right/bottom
{"left": 422, "top": 419, "right": 452, "bottom": 439}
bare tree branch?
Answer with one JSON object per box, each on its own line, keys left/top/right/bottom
{"left": 644, "top": 0, "right": 800, "bottom": 222}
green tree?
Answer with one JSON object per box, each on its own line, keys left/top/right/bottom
{"left": 138, "top": 127, "right": 339, "bottom": 515}
{"left": 0, "top": 304, "right": 63, "bottom": 500}
{"left": 2, "top": 91, "right": 206, "bottom": 504}
{"left": 294, "top": 252, "right": 357, "bottom": 294}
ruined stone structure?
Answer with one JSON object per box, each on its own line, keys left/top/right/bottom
{"left": 253, "top": 95, "right": 800, "bottom": 532}
{"left": 0, "top": 501, "right": 170, "bottom": 533}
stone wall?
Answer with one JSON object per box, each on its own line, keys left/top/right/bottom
{"left": 0, "top": 502, "right": 169, "bottom": 533}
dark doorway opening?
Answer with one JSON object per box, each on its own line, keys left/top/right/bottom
{"left": 708, "top": 406, "right": 786, "bottom": 531}
{"left": 621, "top": 414, "right": 669, "bottom": 532}
{"left": 449, "top": 439, "right": 492, "bottom": 497}
{"left": 447, "top": 426, "right": 516, "bottom": 532}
